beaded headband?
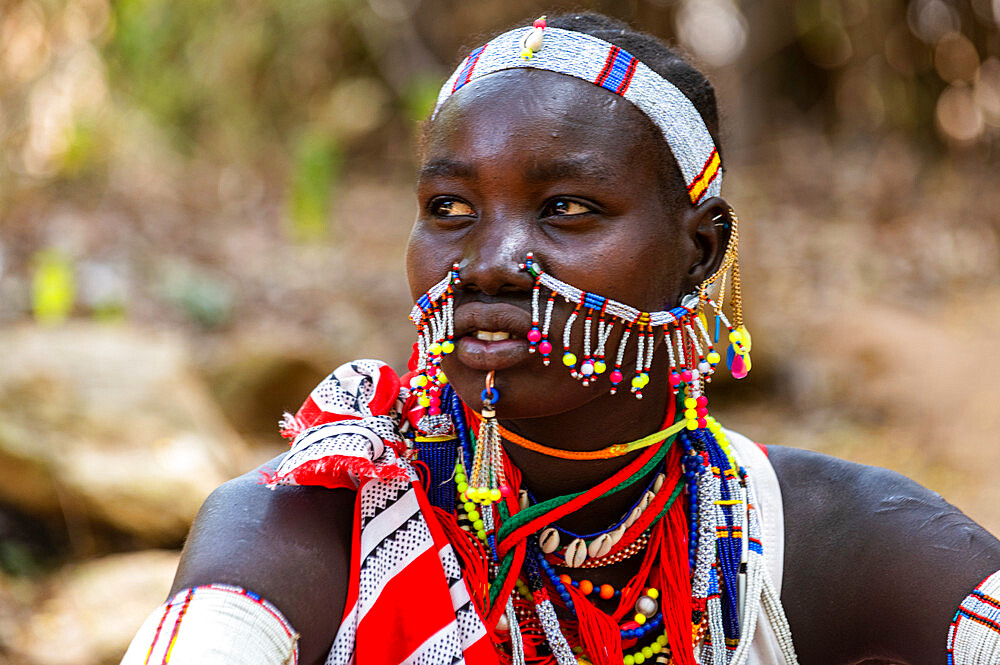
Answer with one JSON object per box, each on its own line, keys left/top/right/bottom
{"left": 433, "top": 18, "right": 722, "bottom": 205}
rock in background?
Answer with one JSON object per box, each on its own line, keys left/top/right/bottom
{"left": 10, "top": 551, "right": 179, "bottom": 665}
{"left": 0, "top": 324, "right": 253, "bottom": 546}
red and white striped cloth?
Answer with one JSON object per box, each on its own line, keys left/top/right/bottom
{"left": 270, "top": 360, "right": 498, "bottom": 665}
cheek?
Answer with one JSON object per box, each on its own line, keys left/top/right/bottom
{"left": 545, "top": 220, "right": 684, "bottom": 311}
{"left": 405, "top": 222, "right": 453, "bottom": 301}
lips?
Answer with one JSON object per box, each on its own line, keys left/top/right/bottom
{"left": 453, "top": 301, "right": 533, "bottom": 371}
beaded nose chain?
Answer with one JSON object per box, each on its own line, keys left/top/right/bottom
{"left": 408, "top": 208, "right": 748, "bottom": 403}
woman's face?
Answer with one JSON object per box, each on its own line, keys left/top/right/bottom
{"left": 407, "top": 68, "right": 713, "bottom": 420}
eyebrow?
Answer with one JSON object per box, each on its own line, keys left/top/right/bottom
{"left": 419, "top": 159, "right": 477, "bottom": 180}
{"left": 418, "top": 155, "right": 614, "bottom": 183}
{"left": 523, "top": 156, "right": 613, "bottom": 183}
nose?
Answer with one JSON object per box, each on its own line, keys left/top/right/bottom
{"left": 458, "top": 213, "right": 535, "bottom": 295}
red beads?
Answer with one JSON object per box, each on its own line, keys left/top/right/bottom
{"left": 599, "top": 584, "right": 615, "bottom": 599}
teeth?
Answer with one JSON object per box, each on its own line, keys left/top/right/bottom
{"left": 475, "top": 330, "right": 511, "bottom": 341}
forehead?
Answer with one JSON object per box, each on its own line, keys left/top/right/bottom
{"left": 423, "top": 69, "right": 662, "bottom": 172}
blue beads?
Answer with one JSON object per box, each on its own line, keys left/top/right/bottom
{"left": 583, "top": 292, "right": 606, "bottom": 310}
{"left": 621, "top": 611, "right": 662, "bottom": 640}
{"left": 445, "top": 385, "right": 474, "bottom": 472}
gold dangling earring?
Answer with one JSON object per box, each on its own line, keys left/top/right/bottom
{"left": 466, "top": 371, "right": 510, "bottom": 506}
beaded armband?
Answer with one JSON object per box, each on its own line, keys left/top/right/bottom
{"left": 948, "top": 570, "right": 1000, "bottom": 664}
{"left": 120, "top": 584, "right": 299, "bottom": 665}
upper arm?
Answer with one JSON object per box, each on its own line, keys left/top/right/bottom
{"left": 171, "top": 455, "right": 356, "bottom": 665}
{"left": 770, "top": 445, "right": 1000, "bottom": 665}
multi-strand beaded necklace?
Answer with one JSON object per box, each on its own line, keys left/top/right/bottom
{"left": 410, "top": 382, "right": 767, "bottom": 665}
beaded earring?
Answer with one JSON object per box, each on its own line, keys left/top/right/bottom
{"left": 466, "top": 370, "right": 510, "bottom": 506}
{"left": 520, "top": 207, "right": 750, "bottom": 403}
{"left": 407, "top": 263, "right": 461, "bottom": 433}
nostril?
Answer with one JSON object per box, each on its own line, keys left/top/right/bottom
{"left": 458, "top": 253, "right": 538, "bottom": 297}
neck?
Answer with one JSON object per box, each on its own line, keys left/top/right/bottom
{"left": 499, "top": 376, "right": 675, "bottom": 533}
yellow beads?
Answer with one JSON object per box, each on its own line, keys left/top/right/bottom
{"left": 621, "top": 630, "right": 668, "bottom": 665}
{"left": 735, "top": 325, "right": 752, "bottom": 352}
{"left": 631, "top": 373, "right": 649, "bottom": 389}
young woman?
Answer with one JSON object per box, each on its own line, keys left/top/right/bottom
{"left": 121, "top": 13, "right": 1000, "bottom": 665}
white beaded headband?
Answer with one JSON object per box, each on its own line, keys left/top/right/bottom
{"left": 432, "top": 19, "right": 722, "bottom": 205}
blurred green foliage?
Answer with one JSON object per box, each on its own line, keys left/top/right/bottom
{"left": 288, "top": 131, "right": 343, "bottom": 242}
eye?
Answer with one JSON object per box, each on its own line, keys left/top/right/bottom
{"left": 430, "top": 197, "right": 476, "bottom": 217}
{"left": 542, "top": 198, "right": 594, "bottom": 217}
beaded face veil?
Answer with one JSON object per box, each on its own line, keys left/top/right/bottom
{"left": 407, "top": 18, "right": 750, "bottom": 500}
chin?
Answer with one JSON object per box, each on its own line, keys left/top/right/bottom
{"left": 441, "top": 355, "right": 612, "bottom": 420}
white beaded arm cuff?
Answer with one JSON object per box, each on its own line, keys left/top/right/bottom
{"left": 948, "top": 570, "right": 1000, "bottom": 665}
{"left": 120, "top": 584, "right": 299, "bottom": 665}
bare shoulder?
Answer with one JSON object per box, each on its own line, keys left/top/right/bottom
{"left": 172, "top": 454, "right": 355, "bottom": 665}
{"left": 767, "top": 445, "right": 1000, "bottom": 665}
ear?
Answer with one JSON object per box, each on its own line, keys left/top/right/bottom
{"left": 680, "top": 196, "right": 732, "bottom": 291}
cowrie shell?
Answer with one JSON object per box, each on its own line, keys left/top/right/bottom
{"left": 538, "top": 527, "right": 560, "bottom": 554}
{"left": 624, "top": 506, "right": 642, "bottom": 528}
{"left": 524, "top": 27, "right": 544, "bottom": 52}
{"left": 640, "top": 490, "right": 655, "bottom": 512}
{"left": 518, "top": 490, "right": 530, "bottom": 512}
{"left": 587, "top": 533, "right": 614, "bottom": 559}
{"left": 608, "top": 523, "right": 627, "bottom": 545}
{"left": 564, "top": 538, "right": 587, "bottom": 567}
{"left": 653, "top": 473, "right": 665, "bottom": 493}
